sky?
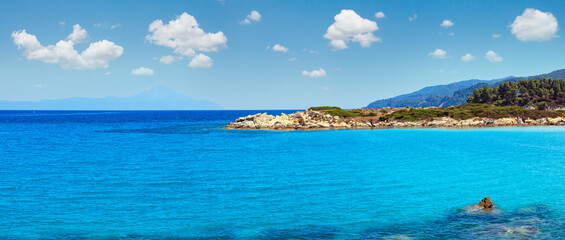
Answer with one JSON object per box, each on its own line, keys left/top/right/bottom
{"left": 2, "top": 0, "right": 565, "bottom": 109}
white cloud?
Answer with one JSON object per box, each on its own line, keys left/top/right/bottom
{"left": 146, "top": 13, "right": 226, "bottom": 55}
{"left": 461, "top": 53, "right": 475, "bottom": 62}
{"left": 131, "top": 67, "right": 154, "bottom": 76}
{"left": 11, "top": 24, "right": 123, "bottom": 69}
{"left": 409, "top": 14, "right": 418, "bottom": 22}
{"left": 247, "top": 10, "right": 261, "bottom": 21}
{"left": 302, "top": 68, "right": 327, "bottom": 78}
{"left": 375, "top": 11, "right": 386, "bottom": 19}
{"left": 93, "top": 22, "right": 120, "bottom": 29}
{"left": 448, "top": 32, "right": 454, "bottom": 36}
{"left": 272, "top": 44, "right": 288, "bottom": 53}
{"left": 159, "top": 55, "right": 178, "bottom": 64}
{"left": 511, "top": 8, "right": 558, "bottom": 42}
{"left": 34, "top": 84, "right": 44, "bottom": 88}
{"left": 146, "top": 12, "right": 227, "bottom": 68}
{"left": 59, "top": 21, "right": 65, "bottom": 26}
{"left": 240, "top": 10, "right": 261, "bottom": 24}
{"left": 324, "top": 9, "right": 381, "bottom": 50}
{"left": 303, "top": 48, "right": 319, "bottom": 54}
{"left": 492, "top": 33, "right": 501, "bottom": 38}
{"left": 485, "top": 50, "right": 502, "bottom": 62}
{"left": 105, "top": 71, "right": 111, "bottom": 75}
{"left": 428, "top": 48, "right": 447, "bottom": 59}
{"left": 450, "top": 70, "right": 459, "bottom": 74}
{"left": 441, "top": 20, "right": 454, "bottom": 28}
{"left": 188, "top": 53, "right": 213, "bottom": 68}
{"left": 288, "top": 57, "right": 296, "bottom": 62}
{"left": 67, "top": 24, "right": 88, "bottom": 43}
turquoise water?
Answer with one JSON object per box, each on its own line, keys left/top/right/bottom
{"left": 1, "top": 111, "right": 565, "bottom": 239}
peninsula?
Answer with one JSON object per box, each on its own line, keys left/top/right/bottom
{"left": 226, "top": 79, "right": 565, "bottom": 130}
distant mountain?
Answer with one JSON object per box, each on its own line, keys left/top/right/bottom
{"left": 0, "top": 85, "right": 222, "bottom": 110}
{"left": 365, "top": 69, "right": 565, "bottom": 108}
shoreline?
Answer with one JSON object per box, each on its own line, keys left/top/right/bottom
{"left": 225, "top": 109, "right": 565, "bottom": 130}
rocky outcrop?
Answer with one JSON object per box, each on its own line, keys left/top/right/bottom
{"left": 478, "top": 197, "right": 494, "bottom": 210}
{"left": 225, "top": 110, "right": 353, "bottom": 130}
{"left": 225, "top": 111, "right": 565, "bottom": 130}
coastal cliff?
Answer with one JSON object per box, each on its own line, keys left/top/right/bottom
{"left": 225, "top": 108, "right": 565, "bottom": 130}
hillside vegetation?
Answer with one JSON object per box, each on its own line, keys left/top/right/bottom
{"left": 467, "top": 78, "right": 565, "bottom": 110}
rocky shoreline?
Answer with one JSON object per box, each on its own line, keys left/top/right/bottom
{"left": 225, "top": 109, "right": 565, "bottom": 130}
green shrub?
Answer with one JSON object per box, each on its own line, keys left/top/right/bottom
{"left": 308, "top": 106, "right": 363, "bottom": 118}
{"left": 379, "top": 103, "right": 565, "bottom": 121}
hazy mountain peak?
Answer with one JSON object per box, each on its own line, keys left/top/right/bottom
{"left": 0, "top": 85, "right": 221, "bottom": 110}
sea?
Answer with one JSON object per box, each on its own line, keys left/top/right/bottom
{"left": 1, "top": 110, "right": 565, "bottom": 239}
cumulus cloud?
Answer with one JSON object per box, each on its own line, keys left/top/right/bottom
{"left": 375, "top": 11, "right": 386, "bottom": 19}
{"left": 240, "top": 10, "right": 261, "bottom": 24}
{"left": 188, "top": 53, "right": 213, "bottom": 68}
{"left": 146, "top": 12, "right": 226, "bottom": 68}
{"left": 485, "top": 50, "right": 502, "bottom": 62}
{"left": 324, "top": 9, "right": 381, "bottom": 50}
{"left": 511, "top": 8, "right": 558, "bottom": 42}
{"left": 247, "top": 10, "right": 261, "bottom": 21}
{"left": 461, "top": 53, "right": 475, "bottom": 62}
{"left": 159, "top": 55, "right": 179, "bottom": 64}
{"left": 409, "top": 14, "right": 418, "bottom": 22}
{"left": 67, "top": 24, "right": 88, "bottom": 42}
{"left": 272, "top": 44, "right": 288, "bottom": 53}
{"left": 428, "top": 48, "right": 447, "bottom": 59}
{"left": 11, "top": 24, "right": 123, "bottom": 69}
{"left": 302, "top": 68, "right": 327, "bottom": 78}
{"left": 441, "top": 20, "right": 454, "bottom": 28}
{"left": 131, "top": 67, "right": 154, "bottom": 76}
{"left": 492, "top": 33, "right": 501, "bottom": 38}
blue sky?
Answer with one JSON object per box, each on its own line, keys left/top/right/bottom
{"left": 2, "top": 0, "right": 565, "bottom": 109}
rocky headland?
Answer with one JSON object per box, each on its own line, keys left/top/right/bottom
{"left": 225, "top": 108, "right": 565, "bottom": 130}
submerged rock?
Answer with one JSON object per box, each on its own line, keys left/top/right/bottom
{"left": 359, "top": 202, "right": 565, "bottom": 239}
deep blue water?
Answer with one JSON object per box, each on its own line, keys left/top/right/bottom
{"left": 2, "top": 110, "right": 565, "bottom": 239}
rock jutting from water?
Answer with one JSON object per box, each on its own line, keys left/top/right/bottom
{"left": 478, "top": 196, "right": 494, "bottom": 210}
{"left": 224, "top": 109, "right": 565, "bottom": 130}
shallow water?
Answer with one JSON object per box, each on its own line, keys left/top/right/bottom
{"left": 1, "top": 111, "right": 565, "bottom": 239}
